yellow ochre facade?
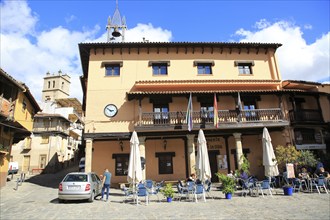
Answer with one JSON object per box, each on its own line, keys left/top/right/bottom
{"left": 79, "top": 42, "right": 329, "bottom": 186}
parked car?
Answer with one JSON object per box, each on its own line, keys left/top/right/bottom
{"left": 58, "top": 172, "right": 102, "bottom": 203}
{"left": 8, "top": 162, "right": 19, "bottom": 175}
{"left": 79, "top": 157, "right": 85, "bottom": 172}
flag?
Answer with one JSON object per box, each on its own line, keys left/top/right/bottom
{"left": 186, "top": 93, "right": 193, "bottom": 131}
{"left": 213, "top": 93, "right": 218, "bottom": 128}
{"left": 237, "top": 92, "right": 243, "bottom": 111}
{"left": 237, "top": 92, "right": 243, "bottom": 122}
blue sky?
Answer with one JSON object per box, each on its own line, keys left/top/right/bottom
{"left": 1, "top": 0, "right": 329, "bottom": 103}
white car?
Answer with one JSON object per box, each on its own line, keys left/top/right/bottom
{"left": 58, "top": 172, "right": 102, "bottom": 203}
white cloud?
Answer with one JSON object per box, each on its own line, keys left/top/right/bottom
{"left": 0, "top": 0, "right": 38, "bottom": 35}
{"left": 0, "top": 0, "right": 172, "bottom": 104}
{"left": 235, "top": 20, "right": 330, "bottom": 83}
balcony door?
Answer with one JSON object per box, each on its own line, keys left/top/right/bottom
{"left": 243, "top": 100, "right": 257, "bottom": 120}
{"left": 200, "top": 104, "right": 214, "bottom": 124}
{"left": 153, "top": 104, "right": 169, "bottom": 125}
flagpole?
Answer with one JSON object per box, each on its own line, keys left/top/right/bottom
{"left": 213, "top": 93, "right": 218, "bottom": 128}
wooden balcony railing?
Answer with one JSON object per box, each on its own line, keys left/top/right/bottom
{"left": 289, "top": 109, "right": 323, "bottom": 123}
{"left": 33, "top": 126, "right": 69, "bottom": 135}
{"left": 137, "top": 108, "right": 286, "bottom": 128}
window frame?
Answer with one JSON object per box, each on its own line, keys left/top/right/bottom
{"left": 197, "top": 63, "right": 212, "bottom": 75}
{"left": 200, "top": 103, "right": 214, "bottom": 123}
{"left": 105, "top": 64, "right": 121, "bottom": 76}
{"left": 234, "top": 60, "right": 254, "bottom": 75}
{"left": 153, "top": 104, "right": 169, "bottom": 124}
{"left": 238, "top": 64, "right": 253, "bottom": 75}
{"left": 152, "top": 63, "right": 168, "bottom": 75}
{"left": 112, "top": 154, "right": 129, "bottom": 176}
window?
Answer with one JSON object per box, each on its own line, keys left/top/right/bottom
{"left": 53, "top": 81, "right": 55, "bottom": 88}
{"left": 152, "top": 64, "right": 168, "bottom": 75}
{"left": 194, "top": 61, "right": 214, "bottom": 75}
{"left": 197, "top": 64, "right": 212, "bottom": 75}
{"left": 48, "top": 81, "right": 50, "bottom": 88}
{"left": 39, "top": 154, "right": 47, "bottom": 168}
{"left": 156, "top": 152, "right": 175, "bottom": 174}
{"left": 238, "top": 64, "right": 252, "bottom": 74}
{"left": 105, "top": 64, "right": 120, "bottom": 76}
{"left": 22, "top": 99, "right": 27, "bottom": 111}
{"left": 41, "top": 136, "right": 49, "bottom": 144}
{"left": 113, "top": 154, "right": 129, "bottom": 176}
{"left": 153, "top": 104, "right": 169, "bottom": 124}
{"left": 234, "top": 61, "right": 254, "bottom": 75}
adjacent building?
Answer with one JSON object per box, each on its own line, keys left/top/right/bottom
{"left": 0, "top": 68, "right": 40, "bottom": 187}
{"left": 11, "top": 71, "right": 84, "bottom": 174}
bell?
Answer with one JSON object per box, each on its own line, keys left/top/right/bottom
{"left": 112, "top": 27, "right": 121, "bottom": 37}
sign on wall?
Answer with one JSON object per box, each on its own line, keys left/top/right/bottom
{"left": 217, "top": 155, "right": 227, "bottom": 170}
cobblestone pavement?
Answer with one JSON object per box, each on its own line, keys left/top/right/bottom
{"left": 1, "top": 171, "right": 329, "bottom": 220}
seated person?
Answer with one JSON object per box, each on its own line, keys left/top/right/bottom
{"left": 298, "top": 167, "right": 310, "bottom": 179}
{"left": 239, "top": 169, "right": 248, "bottom": 180}
{"left": 187, "top": 173, "right": 196, "bottom": 182}
{"left": 238, "top": 169, "right": 248, "bottom": 187}
{"left": 227, "top": 170, "right": 234, "bottom": 177}
{"left": 317, "top": 167, "right": 329, "bottom": 178}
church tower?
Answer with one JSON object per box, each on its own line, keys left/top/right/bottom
{"left": 42, "top": 70, "right": 70, "bottom": 101}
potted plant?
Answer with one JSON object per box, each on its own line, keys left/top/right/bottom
{"left": 275, "top": 145, "right": 301, "bottom": 196}
{"left": 216, "top": 173, "right": 236, "bottom": 199}
{"left": 160, "top": 183, "right": 175, "bottom": 202}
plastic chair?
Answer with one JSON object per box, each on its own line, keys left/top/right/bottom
{"left": 204, "top": 180, "right": 214, "bottom": 199}
{"left": 145, "top": 180, "right": 161, "bottom": 202}
{"left": 241, "top": 177, "right": 255, "bottom": 197}
{"left": 311, "top": 177, "right": 328, "bottom": 194}
{"left": 194, "top": 183, "right": 206, "bottom": 202}
{"left": 137, "top": 185, "right": 149, "bottom": 205}
{"left": 186, "top": 181, "right": 196, "bottom": 201}
{"left": 176, "top": 183, "right": 188, "bottom": 201}
{"left": 293, "top": 178, "right": 308, "bottom": 193}
{"left": 122, "top": 186, "right": 134, "bottom": 203}
{"left": 145, "top": 180, "right": 154, "bottom": 190}
{"left": 258, "top": 180, "right": 273, "bottom": 197}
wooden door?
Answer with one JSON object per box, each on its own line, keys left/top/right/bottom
{"left": 208, "top": 150, "right": 220, "bottom": 183}
{"left": 23, "top": 155, "right": 30, "bottom": 172}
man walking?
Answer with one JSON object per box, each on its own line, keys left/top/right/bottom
{"left": 101, "top": 168, "right": 112, "bottom": 202}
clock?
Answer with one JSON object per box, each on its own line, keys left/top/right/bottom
{"left": 104, "top": 104, "right": 118, "bottom": 118}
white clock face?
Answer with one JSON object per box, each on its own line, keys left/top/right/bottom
{"left": 104, "top": 104, "right": 118, "bottom": 117}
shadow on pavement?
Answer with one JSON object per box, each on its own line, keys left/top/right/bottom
{"left": 25, "top": 165, "right": 78, "bottom": 189}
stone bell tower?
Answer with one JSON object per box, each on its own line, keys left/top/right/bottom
{"left": 42, "top": 70, "right": 70, "bottom": 102}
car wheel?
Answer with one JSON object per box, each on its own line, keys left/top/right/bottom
{"left": 88, "top": 191, "right": 95, "bottom": 203}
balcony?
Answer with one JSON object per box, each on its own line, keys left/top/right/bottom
{"left": 289, "top": 109, "right": 323, "bottom": 124}
{"left": 295, "top": 132, "right": 326, "bottom": 150}
{"left": 135, "top": 108, "right": 289, "bottom": 131}
{"left": 33, "top": 126, "right": 69, "bottom": 135}
{"left": 0, "top": 96, "right": 14, "bottom": 119}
